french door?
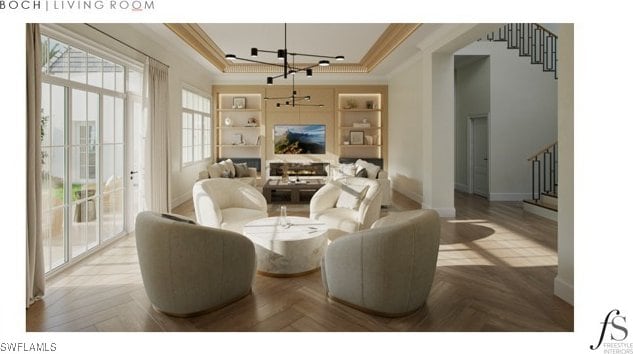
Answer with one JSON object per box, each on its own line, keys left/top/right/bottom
{"left": 40, "top": 83, "right": 127, "bottom": 273}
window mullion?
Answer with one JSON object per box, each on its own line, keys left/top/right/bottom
{"left": 63, "top": 86, "right": 71, "bottom": 265}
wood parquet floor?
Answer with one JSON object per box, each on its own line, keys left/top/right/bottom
{"left": 26, "top": 191, "right": 573, "bottom": 332}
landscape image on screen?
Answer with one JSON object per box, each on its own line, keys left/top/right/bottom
{"left": 274, "top": 125, "right": 326, "bottom": 154}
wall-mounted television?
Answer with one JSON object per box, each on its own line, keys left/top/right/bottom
{"left": 274, "top": 124, "right": 326, "bottom": 154}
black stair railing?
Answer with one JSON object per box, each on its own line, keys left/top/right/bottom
{"left": 487, "top": 23, "right": 558, "bottom": 79}
{"left": 528, "top": 142, "right": 558, "bottom": 201}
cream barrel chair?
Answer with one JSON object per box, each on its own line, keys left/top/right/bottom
{"left": 321, "top": 209, "right": 441, "bottom": 317}
{"left": 193, "top": 178, "right": 268, "bottom": 233}
{"left": 135, "top": 211, "right": 256, "bottom": 317}
{"left": 309, "top": 177, "right": 381, "bottom": 240}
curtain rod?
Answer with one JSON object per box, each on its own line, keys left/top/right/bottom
{"left": 84, "top": 23, "right": 170, "bottom": 68}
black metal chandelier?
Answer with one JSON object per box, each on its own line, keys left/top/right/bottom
{"left": 224, "top": 23, "right": 345, "bottom": 85}
{"left": 264, "top": 75, "right": 324, "bottom": 107}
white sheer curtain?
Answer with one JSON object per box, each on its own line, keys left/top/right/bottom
{"left": 142, "top": 58, "right": 171, "bottom": 212}
{"left": 26, "top": 23, "right": 45, "bottom": 308}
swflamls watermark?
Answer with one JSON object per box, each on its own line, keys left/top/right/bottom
{"left": 0, "top": 342, "right": 56, "bottom": 352}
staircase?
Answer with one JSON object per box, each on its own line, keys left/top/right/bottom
{"left": 523, "top": 142, "right": 557, "bottom": 221}
{"left": 486, "top": 23, "right": 558, "bottom": 79}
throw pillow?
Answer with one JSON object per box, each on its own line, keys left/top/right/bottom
{"left": 234, "top": 163, "right": 250, "bottom": 178}
{"left": 161, "top": 213, "right": 196, "bottom": 224}
{"left": 355, "top": 167, "right": 368, "bottom": 178}
{"left": 355, "top": 159, "right": 380, "bottom": 179}
{"left": 219, "top": 159, "right": 236, "bottom": 178}
{"left": 207, "top": 163, "right": 223, "bottom": 178}
{"left": 221, "top": 170, "right": 230, "bottom": 178}
{"left": 336, "top": 184, "right": 369, "bottom": 210}
{"left": 339, "top": 163, "right": 357, "bottom": 177}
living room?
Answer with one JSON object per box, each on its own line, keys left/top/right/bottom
{"left": 13, "top": 6, "right": 584, "bottom": 353}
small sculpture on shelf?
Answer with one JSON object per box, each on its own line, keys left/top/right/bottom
{"left": 224, "top": 117, "right": 232, "bottom": 127}
{"left": 343, "top": 99, "right": 358, "bottom": 109}
{"left": 246, "top": 117, "right": 258, "bottom": 127}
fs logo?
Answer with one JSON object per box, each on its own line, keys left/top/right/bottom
{"left": 590, "top": 309, "right": 628, "bottom": 350}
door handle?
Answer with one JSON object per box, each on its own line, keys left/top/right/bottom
{"left": 130, "top": 171, "right": 138, "bottom": 180}
{"left": 483, "top": 158, "right": 488, "bottom": 161}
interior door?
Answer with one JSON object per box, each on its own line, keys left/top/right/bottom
{"left": 471, "top": 116, "right": 489, "bottom": 198}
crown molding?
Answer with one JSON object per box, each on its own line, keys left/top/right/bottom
{"left": 360, "top": 23, "right": 421, "bottom": 71}
{"left": 165, "top": 23, "right": 421, "bottom": 74}
{"left": 164, "top": 23, "right": 230, "bottom": 71}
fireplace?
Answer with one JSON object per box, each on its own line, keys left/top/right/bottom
{"left": 269, "top": 162, "right": 329, "bottom": 178}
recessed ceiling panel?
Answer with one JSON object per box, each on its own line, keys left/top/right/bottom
{"left": 199, "top": 23, "right": 389, "bottom": 63}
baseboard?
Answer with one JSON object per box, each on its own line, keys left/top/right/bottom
{"left": 171, "top": 191, "right": 192, "bottom": 209}
{"left": 523, "top": 201, "right": 558, "bottom": 221}
{"left": 454, "top": 183, "right": 469, "bottom": 194}
{"left": 554, "top": 276, "right": 574, "bottom": 305}
{"left": 489, "top": 193, "right": 531, "bottom": 201}
{"left": 422, "top": 204, "right": 456, "bottom": 218}
{"left": 393, "top": 185, "right": 423, "bottom": 205}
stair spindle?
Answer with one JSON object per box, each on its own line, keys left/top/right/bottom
{"left": 483, "top": 23, "right": 557, "bottom": 79}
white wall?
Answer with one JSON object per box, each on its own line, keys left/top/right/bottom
{"left": 388, "top": 24, "right": 497, "bottom": 216}
{"left": 388, "top": 58, "right": 425, "bottom": 203}
{"left": 60, "top": 24, "right": 215, "bottom": 209}
{"left": 555, "top": 24, "right": 574, "bottom": 305}
{"left": 454, "top": 56, "right": 490, "bottom": 192}
{"left": 456, "top": 41, "right": 558, "bottom": 201}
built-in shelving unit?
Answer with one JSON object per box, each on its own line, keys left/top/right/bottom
{"left": 215, "top": 93, "right": 264, "bottom": 161}
{"left": 336, "top": 92, "right": 384, "bottom": 160}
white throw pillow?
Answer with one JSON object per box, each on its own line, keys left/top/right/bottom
{"left": 355, "top": 159, "right": 380, "bottom": 179}
{"left": 336, "top": 184, "right": 369, "bottom": 210}
{"left": 220, "top": 159, "right": 236, "bottom": 178}
{"left": 339, "top": 163, "right": 357, "bottom": 177}
{"left": 207, "top": 163, "right": 223, "bottom": 178}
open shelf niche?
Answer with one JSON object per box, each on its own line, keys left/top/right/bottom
{"left": 215, "top": 92, "right": 264, "bottom": 162}
{"left": 336, "top": 92, "right": 385, "bottom": 161}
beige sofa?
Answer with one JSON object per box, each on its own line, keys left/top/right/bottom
{"left": 321, "top": 209, "right": 441, "bottom": 317}
{"left": 198, "top": 159, "right": 257, "bottom": 187}
{"left": 135, "top": 211, "right": 256, "bottom": 317}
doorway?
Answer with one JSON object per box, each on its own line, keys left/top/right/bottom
{"left": 469, "top": 114, "right": 489, "bottom": 198}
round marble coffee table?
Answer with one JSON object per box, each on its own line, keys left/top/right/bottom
{"left": 242, "top": 216, "right": 328, "bottom": 277}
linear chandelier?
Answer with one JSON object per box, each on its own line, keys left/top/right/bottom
{"left": 224, "top": 23, "right": 345, "bottom": 85}
{"left": 264, "top": 75, "right": 324, "bottom": 107}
